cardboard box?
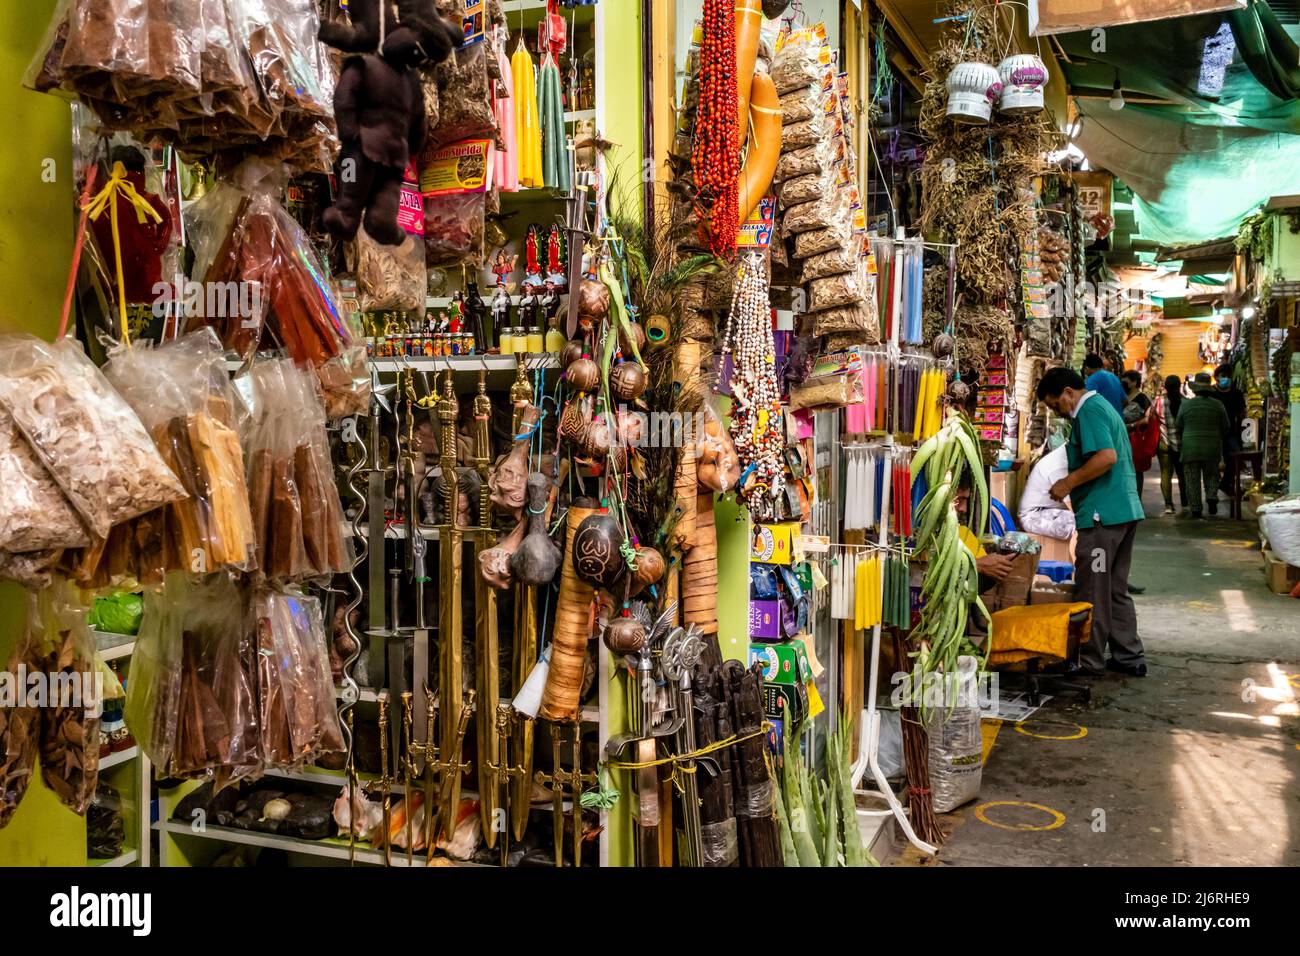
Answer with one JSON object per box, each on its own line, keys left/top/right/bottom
{"left": 1263, "top": 549, "right": 1300, "bottom": 595}
{"left": 763, "top": 682, "right": 808, "bottom": 725}
{"left": 1027, "top": 531, "right": 1076, "bottom": 563}
{"left": 980, "top": 552, "right": 1040, "bottom": 611}
{"left": 750, "top": 522, "right": 799, "bottom": 564}
{"left": 750, "top": 641, "right": 812, "bottom": 686}
{"left": 1030, "top": 581, "right": 1077, "bottom": 605}
{"left": 748, "top": 601, "right": 782, "bottom": 640}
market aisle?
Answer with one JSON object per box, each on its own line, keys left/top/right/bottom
{"left": 893, "top": 510, "right": 1300, "bottom": 867}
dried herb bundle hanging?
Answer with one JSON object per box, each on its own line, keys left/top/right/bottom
{"left": 894, "top": 631, "right": 943, "bottom": 847}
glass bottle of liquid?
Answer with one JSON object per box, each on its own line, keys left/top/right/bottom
{"left": 545, "top": 313, "right": 566, "bottom": 354}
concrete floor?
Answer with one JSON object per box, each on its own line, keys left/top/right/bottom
{"left": 892, "top": 506, "right": 1300, "bottom": 867}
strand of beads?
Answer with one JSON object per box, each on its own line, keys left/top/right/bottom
{"left": 721, "top": 251, "right": 783, "bottom": 517}
{"left": 692, "top": 0, "right": 739, "bottom": 258}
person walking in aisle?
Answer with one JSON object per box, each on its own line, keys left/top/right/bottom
{"left": 1176, "top": 372, "right": 1231, "bottom": 519}
{"left": 1210, "top": 363, "right": 1246, "bottom": 454}
{"left": 1036, "top": 367, "right": 1147, "bottom": 677}
{"left": 1082, "top": 353, "right": 1126, "bottom": 414}
{"left": 1121, "top": 370, "right": 1156, "bottom": 502}
{"left": 1154, "top": 375, "right": 1186, "bottom": 515}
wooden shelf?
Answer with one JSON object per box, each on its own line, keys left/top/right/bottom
{"left": 153, "top": 820, "right": 485, "bottom": 867}
{"left": 368, "top": 354, "right": 558, "bottom": 372}
{"left": 92, "top": 630, "right": 137, "bottom": 661}
{"left": 89, "top": 849, "right": 139, "bottom": 868}
{"left": 98, "top": 746, "right": 139, "bottom": 772}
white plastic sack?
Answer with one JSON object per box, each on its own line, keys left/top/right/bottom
{"left": 1258, "top": 495, "right": 1300, "bottom": 567}
{"left": 927, "top": 656, "right": 984, "bottom": 813}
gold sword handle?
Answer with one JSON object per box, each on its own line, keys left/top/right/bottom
{"left": 376, "top": 695, "right": 392, "bottom": 866}
{"left": 402, "top": 691, "right": 414, "bottom": 865}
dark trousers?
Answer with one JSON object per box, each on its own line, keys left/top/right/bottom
{"left": 1157, "top": 448, "right": 1185, "bottom": 509}
{"left": 1182, "top": 458, "right": 1221, "bottom": 516}
{"left": 1074, "top": 521, "right": 1144, "bottom": 670}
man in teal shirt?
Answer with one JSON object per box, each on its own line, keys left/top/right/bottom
{"left": 1036, "top": 367, "right": 1147, "bottom": 677}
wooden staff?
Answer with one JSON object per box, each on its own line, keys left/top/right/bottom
{"left": 539, "top": 506, "right": 598, "bottom": 721}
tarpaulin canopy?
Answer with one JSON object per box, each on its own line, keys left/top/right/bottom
{"left": 1057, "top": 1, "right": 1300, "bottom": 242}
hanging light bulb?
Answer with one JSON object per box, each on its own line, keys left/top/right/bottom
{"left": 1109, "top": 73, "right": 1125, "bottom": 111}
{"left": 1242, "top": 305, "right": 1257, "bottom": 320}
{"left": 1068, "top": 117, "right": 1083, "bottom": 140}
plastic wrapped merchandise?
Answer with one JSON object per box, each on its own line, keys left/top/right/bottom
{"left": 104, "top": 328, "right": 257, "bottom": 575}
{"left": 809, "top": 303, "right": 874, "bottom": 339}
{"left": 241, "top": 359, "right": 349, "bottom": 581}
{"left": 0, "top": 549, "right": 65, "bottom": 590}
{"left": 791, "top": 226, "right": 845, "bottom": 260}
{"left": 773, "top": 144, "right": 827, "bottom": 184}
{"left": 164, "top": 574, "right": 262, "bottom": 783}
{"left": 315, "top": 345, "right": 371, "bottom": 420}
{"left": 0, "top": 637, "right": 39, "bottom": 827}
{"left": 782, "top": 196, "right": 838, "bottom": 235}
{"left": 926, "top": 655, "right": 984, "bottom": 813}
{"left": 22, "top": 584, "right": 102, "bottom": 814}
{"left": 123, "top": 586, "right": 181, "bottom": 772}
{"left": 778, "top": 172, "right": 830, "bottom": 208}
{"left": 800, "top": 247, "right": 857, "bottom": 282}
{"left": 58, "top": 0, "right": 203, "bottom": 108}
{"left": 0, "top": 335, "right": 185, "bottom": 539}
{"left": 770, "top": 26, "right": 824, "bottom": 95}
{"left": 808, "top": 272, "right": 866, "bottom": 312}
{"left": 187, "top": 161, "right": 352, "bottom": 367}
{"left": 0, "top": 407, "right": 88, "bottom": 554}
{"left": 429, "top": 0, "right": 496, "bottom": 148}
{"left": 1258, "top": 495, "right": 1300, "bottom": 566}
{"left": 253, "top": 589, "right": 345, "bottom": 769}
{"left": 778, "top": 86, "right": 818, "bottom": 125}
{"left": 699, "top": 818, "right": 740, "bottom": 867}
{"left": 419, "top": 138, "right": 493, "bottom": 268}
{"left": 350, "top": 167, "right": 426, "bottom": 318}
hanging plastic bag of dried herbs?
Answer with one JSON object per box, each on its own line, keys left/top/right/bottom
{"left": 19, "top": 582, "right": 103, "bottom": 815}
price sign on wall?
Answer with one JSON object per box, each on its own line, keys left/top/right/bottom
{"left": 1074, "top": 171, "right": 1113, "bottom": 223}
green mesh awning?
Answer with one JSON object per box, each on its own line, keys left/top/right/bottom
{"left": 1057, "top": 1, "right": 1300, "bottom": 243}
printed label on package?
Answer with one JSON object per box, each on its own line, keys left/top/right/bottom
{"left": 397, "top": 162, "right": 425, "bottom": 236}
{"left": 461, "top": 0, "right": 486, "bottom": 45}
{"left": 737, "top": 196, "right": 776, "bottom": 248}
{"left": 419, "top": 139, "right": 493, "bottom": 196}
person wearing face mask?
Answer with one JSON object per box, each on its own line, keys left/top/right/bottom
{"left": 1034, "top": 367, "right": 1147, "bottom": 677}
{"left": 1209, "top": 364, "right": 1246, "bottom": 454}
{"left": 1176, "top": 372, "right": 1231, "bottom": 519}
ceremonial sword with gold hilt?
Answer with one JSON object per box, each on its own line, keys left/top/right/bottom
{"left": 508, "top": 364, "right": 539, "bottom": 843}
{"left": 470, "top": 368, "right": 504, "bottom": 848}
{"left": 436, "top": 371, "right": 466, "bottom": 842}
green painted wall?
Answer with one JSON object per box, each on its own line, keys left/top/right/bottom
{"left": 0, "top": 1, "right": 85, "bottom": 867}
{"left": 599, "top": 0, "right": 642, "bottom": 869}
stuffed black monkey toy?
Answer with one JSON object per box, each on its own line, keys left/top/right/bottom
{"left": 319, "top": 0, "right": 463, "bottom": 245}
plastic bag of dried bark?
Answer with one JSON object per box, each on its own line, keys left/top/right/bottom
{"left": 351, "top": 222, "right": 427, "bottom": 317}
{"left": 800, "top": 247, "right": 857, "bottom": 282}
{"left": 770, "top": 28, "right": 822, "bottom": 95}
{"left": 791, "top": 226, "right": 845, "bottom": 260}
{"left": 429, "top": 1, "right": 496, "bottom": 148}
{"left": 808, "top": 272, "right": 866, "bottom": 312}
{"left": 0, "top": 637, "right": 38, "bottom": 828}
{"left": 777, "top": 172, "right": 829, "bottom": 208}
{"left": 773, "top": 144, "right": 828, "bottom": 184}
{"left": 0, "top": 549, "right": 65, "bottom": 591}
{"left": 0, "top": 407, "right": 88, "bottom": 554}
{"left": 0, "top": 335, "right": 187, "bottom": 540}
{"left": 23, "top": 584, "right": 102, "bottom": 815}
{"left": 782, "top": 195, "right": 839, "bottom": 235}
{"left": 809, "top": 302, "right": 875, "bottom": 338}
{"left": 424, "top": 191, "right": 487, "bottom": 267}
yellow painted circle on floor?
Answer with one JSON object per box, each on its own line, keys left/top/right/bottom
{"left": 974, "top": 801, "right": 1066, "bottom": 832}
{"left": 1014, "top": 719, "right": 1087, "bottom": 741}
